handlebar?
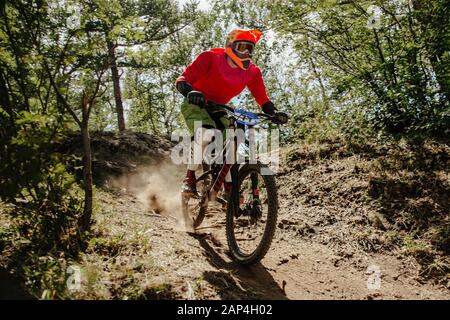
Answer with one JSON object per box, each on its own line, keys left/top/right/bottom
{"left": 203, "top": 101, "right": 274, "bottom": 126}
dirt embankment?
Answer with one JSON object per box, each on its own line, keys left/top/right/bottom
{"left": 64, "top": 134, "right": 449, "bottom": 300}
{"left": 60, "top": 130, "right": 175, "bottom": 184}
{"left": 274, "top": 141, "right": 449, "bottom": 298}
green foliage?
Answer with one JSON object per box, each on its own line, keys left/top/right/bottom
{"left": 124, "top": 3, "right": 210, "bottom": 134}
{"left": 0, "top": 1, "right": 88, "bottom": 298}
{"left": 1, "top": 0, "right": 449, "bottom": 296}
{"left": 0, "top": 0, "right": 204, "bottom": 297}
{"left": 21, "top": 254, "right": 68, "bottom": 300}
{"left": 0, "top": 110, "right": 84, "bottom": 254}
{"left": 0, "top": 109, "right": 84, "bottom": 299}
{"left": 270, "top": 0, "right": 450, "bottom": 141}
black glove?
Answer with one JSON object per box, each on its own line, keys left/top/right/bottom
{"left": 187, "top": 91, "right": 205, "bottom": 106}
{"left": 262, "top": 101, "right": 276, "bottom": 115}
{"left": 176, "top": 81, "right": 192, "bottom": 97}
{"left": 272, "top": 111, "right": 289, "bottom": 125}
{"left": 262, "top": 101, "right": 288, "bottom": 124}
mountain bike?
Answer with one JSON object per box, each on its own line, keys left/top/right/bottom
{"left": 181, "top": 101, "right": 285, "bottom": 265}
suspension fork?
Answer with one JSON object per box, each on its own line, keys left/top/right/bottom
{"left": 230, "top": 163, "right": 240, "bottom": 211}
{"left": 230, "top": 123, "right": 241, "bottom": 212}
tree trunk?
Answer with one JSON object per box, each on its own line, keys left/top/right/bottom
{"left": 79, "top": 93, "right": 93, "bottom": 231}
{"left": 309, "top": 55, "right": 329, "bottom": 109}
{"left": 0, "top": 71, "right": 14, "bottom": 124}
{"left": 107, "top": 41, "right": 126, "bottom": 131}
{"left": 305, "top": 36, "right": 329, "bottom": 110}
{"left": 80, "top": 123, "right": 93, "bottom": 231}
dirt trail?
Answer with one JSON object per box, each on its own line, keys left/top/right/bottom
{"left": 87, "top": 191, "right": 448, "bottom": 300}
{"left": 71, "top": 134, "right": 449, "bottom": 300}
{"left": 79, "top": 155, "right": 449, "bottom": 300}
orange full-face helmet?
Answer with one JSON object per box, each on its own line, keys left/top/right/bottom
{"left": 225, "top": 28, "right": 263, "bottom": 70}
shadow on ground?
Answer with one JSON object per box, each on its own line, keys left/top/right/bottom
{"left": 195, "top": 236, "right": 287, "bottom": 300}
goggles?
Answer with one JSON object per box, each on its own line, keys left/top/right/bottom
{"left": 232, "top": 41, "right": 255, "bottom": 55}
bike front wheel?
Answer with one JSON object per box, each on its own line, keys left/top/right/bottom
{"left": 226, "top": 163, "right": 278, "bottom": 265}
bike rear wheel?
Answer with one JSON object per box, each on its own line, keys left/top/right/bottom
{"left": 226, "top": 163, "right": 278, "bottom": 265}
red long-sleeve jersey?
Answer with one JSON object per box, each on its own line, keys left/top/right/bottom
{"left": 176, "top": 48, "right": 270, "bottom": 106}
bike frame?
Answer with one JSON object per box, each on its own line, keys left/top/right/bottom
{"left": 195, "top": 102, "right": 273, "bottom": 206}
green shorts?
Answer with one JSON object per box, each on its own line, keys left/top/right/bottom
{"left": 180, "top": 100, "right": 230, "bottom": 136}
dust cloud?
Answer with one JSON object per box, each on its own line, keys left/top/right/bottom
{"left": 106, "top": 162, "right": 189, "bottom": 229}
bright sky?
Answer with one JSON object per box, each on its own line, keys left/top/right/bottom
{"left": 177, "top": 0, "right": 211, "bottom": 12}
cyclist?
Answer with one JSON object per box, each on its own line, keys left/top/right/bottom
{"left": 175, "top": 28, "right": 288, "bottom": 196}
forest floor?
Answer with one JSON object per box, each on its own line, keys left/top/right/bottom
{"left": 65, "top": 133, "right": 449, "bottom": 300}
